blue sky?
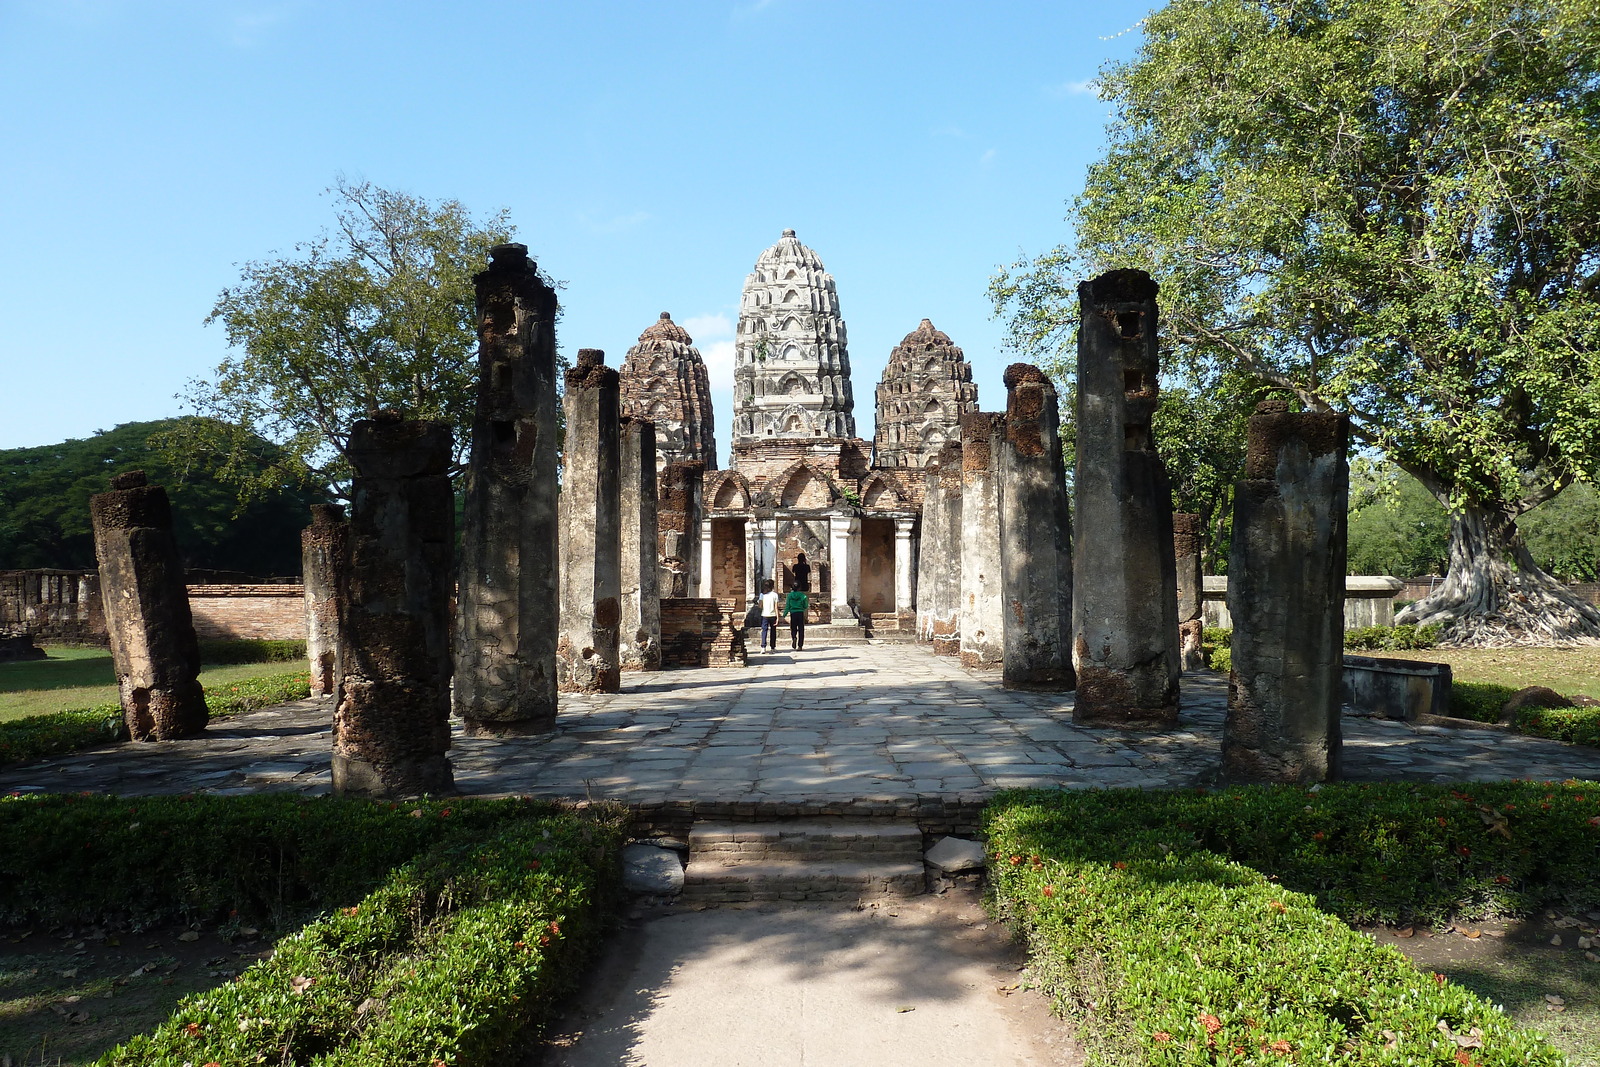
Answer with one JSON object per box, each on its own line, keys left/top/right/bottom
{"left": 0, "top": 0, "right": 1150, "bottom": 461}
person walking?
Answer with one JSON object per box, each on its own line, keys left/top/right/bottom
{"left": 758, "top": 579, "right": 780, "bottom": 652}
{"left": 784, "top": 584, "right": 809, "bottom": 650}
{"left": 792, "top": 551, "right": 812, "bottom": 591}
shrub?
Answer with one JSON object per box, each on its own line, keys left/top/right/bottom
{"left": 1517, "top": 704, "right": 1600, "bottom": 748}
{"left": 0, "top": 794, "right": 625, "bottom": 1066}
{"left": 0, "top": 669, "right": 310, "bottom": 767}
{"left": 1202, "top": 627, "right": 1232, "bottom": 649}
{"left": 1207, "top": 646, "right": 1231, "bottom": 673}
{"left": 986, "top": 783, "right": 1596, "bottom": 1065}
{"left": 198, "top": 638, "right": 307, "bottom": 664}
{"left": 1344, "top": 623, "right": 1442, "bottom": 650}
{"left": 1450, "top": 681, "right": 1520, "bottom": 723}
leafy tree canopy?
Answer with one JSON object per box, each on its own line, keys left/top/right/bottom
{"left": 0, "top": 419, "right": 327, "bottom": 575}
{"left": 994, "top": 0, "right": 1600, "bottom": 643}
{"left": 162, "top": 178, "right": 521, "bottom": 499}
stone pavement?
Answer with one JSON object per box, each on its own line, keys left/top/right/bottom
{"left": 5, "top": 641, "right": 1600, "bottom": 800}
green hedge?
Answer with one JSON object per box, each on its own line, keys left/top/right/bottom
{"left": 1517, "top": 704, "right": 1600, "bottom": 748}
{"left": 1344, "top": 623, "right": 1442, "bottom": 651}
{"left": 985, "top": 782, "right": 1600, "bottom": 1065}
{"left": 0, "top": 794, "right": 625, "bottom": 1066}
{"left": 0, "top": 668, "right": 310, "bottom": 768}
{"left": 198, "top": 638, "right": 307, "bottom": 664}
{"left": 1449, "top": 681, "right": 1520, "bottom": 723}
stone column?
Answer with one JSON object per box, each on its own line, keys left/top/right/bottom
{"left": 301, "top": 503, "right": 347, "bottom": 699}
{"left": 998, "top": 364, "right": 1075, "bottom": 690}
{"left": 1071, "top": 270, "right": 1180, "bottom": 728}
{"left": 557, "top": 349, "right": 622, "bottom": 693}
{"left": 454, "top": 243, "right": 560, "bottom": 734}
{"left": 829, "top": 512, "right": 862, "bottom": 623}
{"left": 89, "top": 471, "right": 208, "bottom": 740}
{"left": 1223, "top": 401, "right": 1350, "bottom": 783}
{"left": 658, "top": 461, "right": 705, "bottom": 598}
{"left": 916, "top": 442, "right": 964, "bottom": 655}
{"left": 697, "top": 516, "right": 715, "bottom": 598}
{"left": 959, "top": 413, "right": 1006, "bottom": 669}
{"left": 893, "top": 517, "right": 917, "bottom": 620}
{"left": 1173, "top": 513, "right": 1206, "bottom": 671}
{"left": 620, "top": 416, "right": 661, "bottom": 671}
{"left": 334, "top": 416, "right": 455, "bottom": 797}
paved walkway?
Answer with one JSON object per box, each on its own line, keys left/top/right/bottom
{"left": 5, "top": 641, "right": 1600, "bottom": 800}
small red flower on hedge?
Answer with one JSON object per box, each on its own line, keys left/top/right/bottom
{"left": 1589, "top": 816, "right": 1600, "bottom": 827}
{"left": 549, "top": 921, "right": 561, "bottom": 935}
{"left": 1434, "top": 972, "right": 1447, "bottom": 985}
{"left": 1437, "top": 817, "right": 1448, "bottom": 827}
{"left": 440, "top": 808, "right": 452, "bottom": 817}
{"left": 1200, "top": 1013, "right": 1223, "bottom": 1035}
{"left": 1458, "top": 846, "right": 1471, "bottom": 856}
{"left": 184, "top": 1022, "right": 201, "bottom": 1037}
{"left": 1268, "top": 900, "right": 1287, "bottom": 914}
{"left": 1112, "top": 861, "right": 1128, "bottom": 870}
{"left": 526, "top": 860, "right": 542, "bottom": 870}
{"left": 1042, "top": 885, "right": 1054, "bottom": 897}
{"left": 1152, "top": 1031, "right": 1171, "bottom": 1043}
{"left": 1010, "top": 855, "right": 1023, "bottom": 866}
{"left": 1312, "top": 831, "right": 1325, "bottom": 841}
{"left": 1267, "top": 1039, "right": 1293, "bottom": 1055}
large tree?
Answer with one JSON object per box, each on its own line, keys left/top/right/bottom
{"left": 163, "top": 178, "right": 518, "bottom": 498}
{"left": 993, "top": 0, "right": 1600, "bottom": 644}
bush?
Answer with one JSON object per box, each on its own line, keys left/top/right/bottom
{"left": 198, "top": 638, "right": 307, "bottom": 664}
{"left": 985, "top": 783, "right": 1599, "bottom": 1066}
{"left": 1450, "top": 681, "right": 1520, "bottom": 723}
{"left": 0, "top": 794, "right": 625, "bottom": 1066}
{"left": 1202, "top": 627, "right": 1232, "bottom": 649}
{"left": 0, "top": 669, "right": 311, "bottom": 767}
{"left": 1517, "top": 704, "right": 1600, "bottom": 748}
{"left": 1207, "top": 646, "right": 1231, "bottom": 673}
{"left": 1344, "top": 623, "right": 1442, "bottom": 650}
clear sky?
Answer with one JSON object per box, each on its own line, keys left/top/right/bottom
{"left": 0, "top": 1, "right": 1150, "bottom": 461}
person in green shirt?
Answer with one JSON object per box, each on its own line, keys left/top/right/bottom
{"left": 783, "top": 585, "right": 809, "bottom": 650}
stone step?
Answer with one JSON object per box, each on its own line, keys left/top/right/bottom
{"left": 803, "top": 623, "right": 871, "bottom": 644}
{"left": 689, "top": 819, "right": 922, "bottom": 863}
{"left": 680, "top": 859, "right": 925, "bottom": 903}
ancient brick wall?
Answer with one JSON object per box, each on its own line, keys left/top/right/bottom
{"left": 0, "top": 570, "right": 104, "bottom": 641}
{"left": 186, "top": 585, "right": 306, "bottom": 641}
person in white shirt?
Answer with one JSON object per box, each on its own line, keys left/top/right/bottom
{"left": 758, "top": 579, "right": 780, "bottom": 651}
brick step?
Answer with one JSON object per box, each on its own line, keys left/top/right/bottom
{"left": 680, "top": 859, "right": 925, "bottom": 903}
{"left": 689, "top": 819, "right": 922, "bottom": 863}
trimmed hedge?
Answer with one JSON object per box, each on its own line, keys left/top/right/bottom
{"left": 1517, "top": 704, "right": 1600, "bottom": 748}
{"left": 0, "top": 669, "right": 311, "bottom": 767}
{"left": 1344, "top": 623, "right": 1442, "bottom": 651}
{"left": 0, "top": 794, "right": 625, "bottom": 1066}
{"left": 986, "top": 782, "right": 1600, "bottom": 1065}
{"left": 198, "top": 638, "right": 307, "bottom": 664}
{"left": 1450, "top": 681, "right": 1520, "bottom": 723}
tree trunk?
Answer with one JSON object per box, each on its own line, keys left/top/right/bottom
{"left": 1396, "top": 503, "right": 1600, "bottom": 646}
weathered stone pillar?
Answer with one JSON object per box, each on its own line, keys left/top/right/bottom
{"left": 893, "top": 517, "right": 917, "bottom": 620}
{"left": 1223, "top": 401, "right": 1349, "bottom": 782}
{"left": 334, "top": 416, "right": 455, "bottom": 797}
{"left": 301, "top": 503, "right": 347, "bottom": 699}
{"left": 959, "top": 413, "right": 1006, "bottom": 669}
{"left": 999, "top": 364, "right": 1075, "bottom": 690}
{"left": 454, "top": 243, "right": 560, "bottom": 734}
{"left": 829, "top": 512, "right": 862, "bottom": 622}
{"left": 558, "top": 349, "right": 622, "bottom": 693}
{"left": 89, "top": 471, "right": 208, "bottom": 740}
{"left": 916, "top": 442, "right": 964, "bottom": 655}
{"left": 1173, "top": 513, "right": 1206, "bottom": 671}
{"left": 658, "top": 461, "right": 705, "bottom": 598}
{"left": 1072, "top": 270, "right": 1180, "bottom": 727}
{"left": 620, "top": 416, "right": 661, "bottom": 671}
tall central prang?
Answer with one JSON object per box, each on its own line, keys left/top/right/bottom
{"left": 732, "top": 229, "right": 855, "bottom": 444}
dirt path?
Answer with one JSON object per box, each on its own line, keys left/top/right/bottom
{"left": 534, "top": 889, "right": 1080, "bottom": 1067}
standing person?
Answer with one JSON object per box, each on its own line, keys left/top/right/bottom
{"left": 758, "top": 579, "right": 780, "bottom": 652}
{"left": 785, "top": 583, "right": 810, "bottom": 650}
{"left": 792, "top": 551, "right": 812, "bottom": 591}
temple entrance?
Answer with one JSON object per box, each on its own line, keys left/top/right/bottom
{"left": 859, "top": 518, "right": 895, "bottom": 616}
{"left": 710, "top": 518, "right": 747, "bottom": 600}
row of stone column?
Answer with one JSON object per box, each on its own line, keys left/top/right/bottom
{"left": 913, "top": 268, "right": 1350, "bottom": 782}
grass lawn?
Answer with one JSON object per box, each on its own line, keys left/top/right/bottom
{"left": 1373, "top": 645, "right": 1600, "bottom": 701}
{"left": 0, "top": 648, "right": 298, "bottom": 724}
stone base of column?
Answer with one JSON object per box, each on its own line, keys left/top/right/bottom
{"left": 120, "top": 678, "right": 207, "bottom": 741}
{"left": 1072, "top": 666, "right": 1179, "bottom": 729}
{"left": 332, "top": 752, "right": 455, "bottom": 798}
{"left": 461, "top": 713, "right": 556, "bottom": 738}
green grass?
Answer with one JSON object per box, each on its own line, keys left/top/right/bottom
{"left": 0, "top": 648, "right": 298, "bottom": 724}
{"left": 1371, "top": 645, "right": 1600, "bottom": 702}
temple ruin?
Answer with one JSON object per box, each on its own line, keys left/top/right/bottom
{"left": 619, "top": 312, "right": 717, "bottom": 470}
